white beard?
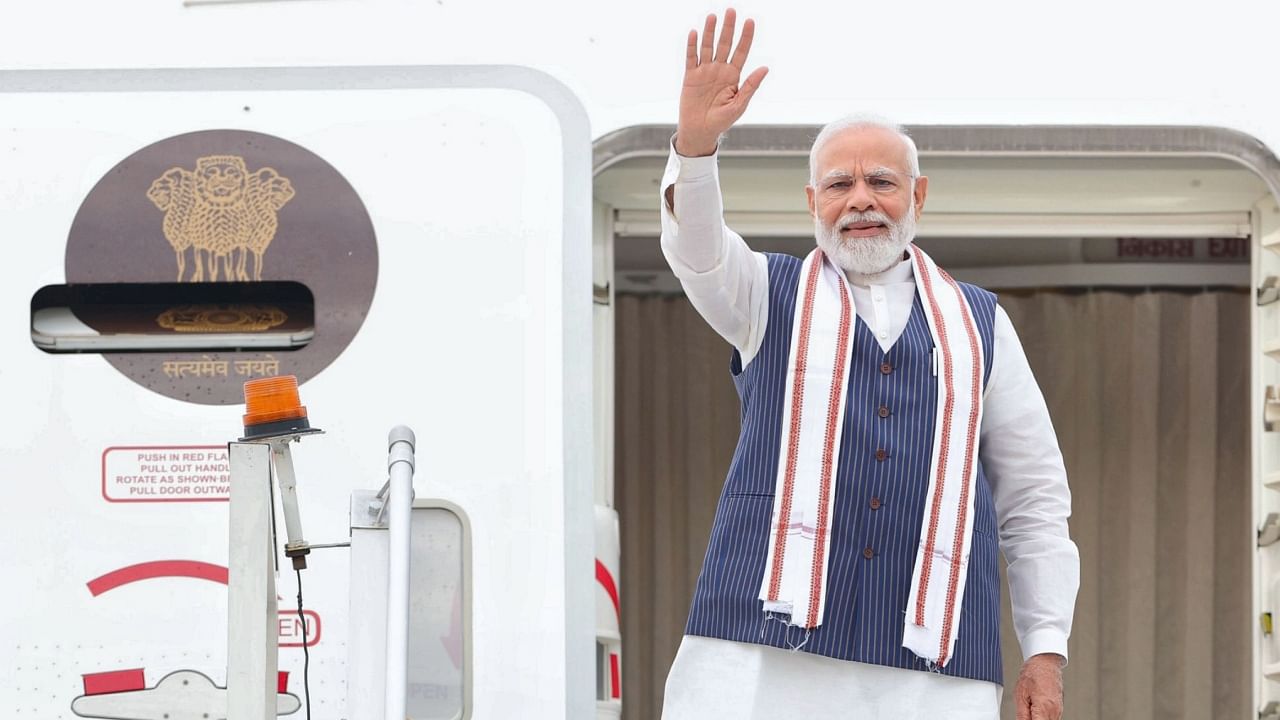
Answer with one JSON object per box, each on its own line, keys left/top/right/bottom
{"left": 814, "top": 208, "right": 917, "bottom": 275}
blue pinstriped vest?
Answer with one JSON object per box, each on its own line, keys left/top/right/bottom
{"left": 685, "top": 252, "right": 1004, "bottom": 685}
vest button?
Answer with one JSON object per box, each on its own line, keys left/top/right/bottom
{"left": 878, "top": 405, "right": 890, "bottom": 419}
{"left": 875, "top": 448, "right": 887, "bottom": 462}
{"left": 863, "top": 547, "right": 875, "bottom": 559}
{"left": 869, "top": 496, "right": 882, "bottom": 510}
{"left": 880, "top": 362, "right": 893, "bottom": 375}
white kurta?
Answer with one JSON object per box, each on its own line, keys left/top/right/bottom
{"left": 663, "top": 636, "right": 1002, "bottom": 719}
{"left": 658, "top": 141, "right": 1079, "bottom": 717}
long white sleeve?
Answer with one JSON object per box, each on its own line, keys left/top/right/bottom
{"left": 981, "top": 307, "right": 1081, "bottom": 662}
{"left": 659, "top": 141, "right": 770, "bottom": 366}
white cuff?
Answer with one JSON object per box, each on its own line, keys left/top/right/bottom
{"left": 674, "top": 150, "right": 718, "bottom": 180}
{"left": 661, "top": 136, "right": 721, "bottom": 214}
{"left": 1020, "top": 628, "right": 1069, "bottom": 665}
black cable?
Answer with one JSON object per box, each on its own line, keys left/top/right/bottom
{"left": 295, "top": 567, "right": 311, "bottom": 720}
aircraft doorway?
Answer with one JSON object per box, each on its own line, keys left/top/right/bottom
{"left": 594, "top": 125, "right": 1277, "bottom": 720}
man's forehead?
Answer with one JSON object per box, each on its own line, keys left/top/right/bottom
{"left": 814, "top": 126, "right": 912, "bottom": 175}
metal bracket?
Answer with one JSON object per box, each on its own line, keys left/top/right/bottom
{"left": 1261, "top": 276, "right": 1280, "bottom": 306}
{"left": 351, "top": 489, "right": 388, "bottom": 530}
{"left": 1261, "top": 513, "right": 1280, "bottom": 548}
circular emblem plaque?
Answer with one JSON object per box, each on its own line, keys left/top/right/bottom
{"left": 65, "top": 129, "right": 379, "bottom": 405}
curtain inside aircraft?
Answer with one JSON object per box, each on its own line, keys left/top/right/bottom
{"left": 615, "top": 287, "right": 1251, "bottom": 720}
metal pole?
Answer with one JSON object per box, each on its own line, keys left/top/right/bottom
{"left": 270, "top": 440, "right": 310, "bottom": 570}
{"left": 226, "top": 442, "right": 277, "bottom": 720}
{"left": 384, "top": 426, "right": 416, "bottom": 720}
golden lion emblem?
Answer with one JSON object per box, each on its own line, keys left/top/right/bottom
{"left": 146, "top": 155, "right": 295, "bottom": 282}
{"left": 156, "top": 304, "right": 289, "bottom": 333}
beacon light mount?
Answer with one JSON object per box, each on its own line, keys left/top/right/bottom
{"left": 240, "top": 375, "right": 322, "bottom": 570}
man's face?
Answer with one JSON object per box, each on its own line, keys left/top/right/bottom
{"left": 805, "top": 126, "right": 929, "bottom": 273}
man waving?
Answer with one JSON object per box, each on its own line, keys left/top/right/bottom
{"left": 658, "top": 10, "right": 1080, "bottom": 720}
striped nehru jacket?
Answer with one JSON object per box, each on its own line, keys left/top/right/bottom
{"left": 684, "top": 252, "right": 1005, "bottom": 685}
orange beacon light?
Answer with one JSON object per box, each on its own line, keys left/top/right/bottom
{"left": 242, "top": 375, "right": 312, "bottom": 440}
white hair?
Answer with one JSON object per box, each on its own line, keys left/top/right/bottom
{"left": 808, "top": 114, "right": 920, "bottom": 185}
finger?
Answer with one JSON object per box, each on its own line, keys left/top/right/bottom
{"left": 686, "top": 29, "right": 698, "bottom": 70}
{"left": 715, "top": 8, "right": 737, "bottom": 63}
{"left": 729, "top": 17, "right": 755, "bottom": 69}
{"left": 736, "top": 66, "right": 769, "bottom": 106}
{"left": 1030, "top": 700, "right": 1048, "bottom": 720}
{"left": 700, "top": 14, "right": 716, "bottom": 65}
{"left": 1016, "top": 699, "right": 1031, "bottom": 720}
{"left": 1015, "top": 690, "right": 1031, "bottom": 720}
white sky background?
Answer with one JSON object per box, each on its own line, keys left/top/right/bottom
{"left": 0, "top": 0, "right": 1278, "bottom": 144}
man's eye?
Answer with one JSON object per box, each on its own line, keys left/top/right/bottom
{"left": 827, "top": 181, "right": 851, "bottom": 190}
{"left": 870, "top": 178, "right": 895, "bottom": 187}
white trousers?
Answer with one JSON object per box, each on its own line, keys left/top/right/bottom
{"left": 662, "top": 636, "right": 1002, "bottom": 720}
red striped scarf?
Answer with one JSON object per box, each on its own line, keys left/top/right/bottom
{"left": 758, "top": 244, "right": 984, "bottom": 667}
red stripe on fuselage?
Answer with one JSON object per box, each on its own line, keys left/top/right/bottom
{"left": 82, "top": 668, "right": 146, "bottom": 696}
{"left": 87, "top": 560, "right": 229, "bottom": 597}
{"left": 596, "top": 559, "right": 620, "bottom": 624}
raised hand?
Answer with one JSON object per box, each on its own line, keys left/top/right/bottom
{"left": 676, "top": 9, "right": 769, "bottom": 157}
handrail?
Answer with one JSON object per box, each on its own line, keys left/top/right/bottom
{"left": 384, "top": 426, "right": 417, "bottom": 720}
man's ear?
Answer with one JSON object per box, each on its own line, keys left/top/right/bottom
{"left": 805, "top": 184, "right": 817, "bottom": 218}
{"left": 913, "top": 175, "right": 929, "bottom": 220}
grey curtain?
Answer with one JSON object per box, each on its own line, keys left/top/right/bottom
{"left": 614, "top": 289, "right": 1251, "bottom": 720}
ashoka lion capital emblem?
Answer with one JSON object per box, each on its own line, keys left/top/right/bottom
{"left": 156, "top": 305, "right": 288, "bottom": 333}
{"left": 146, "top": 155, "right": 295, "bottom": 282}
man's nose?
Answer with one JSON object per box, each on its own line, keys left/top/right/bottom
{"left": 845, "top": 181, "right": 876, "bottom": 212}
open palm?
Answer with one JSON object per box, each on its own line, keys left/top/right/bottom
{"left": 677, "top": 9, "right": 769, "bottom": 157}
